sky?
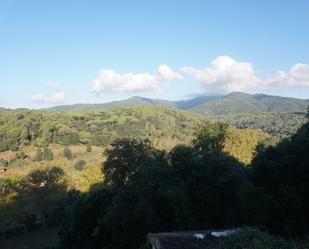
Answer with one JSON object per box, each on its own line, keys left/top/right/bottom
{"left": 1, "top": 0, "right": 309, "bottom": 108}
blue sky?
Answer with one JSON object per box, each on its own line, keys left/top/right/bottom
{"left": 1, "top": 0, "right": 309, "bottom": 108}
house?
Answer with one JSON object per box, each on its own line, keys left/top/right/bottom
{"left": 147, "top": 229, "right": 235, "bottom": 249}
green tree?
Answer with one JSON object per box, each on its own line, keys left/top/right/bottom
{"left": 0, "top": 140, "right": 9, "bottom": 152}
{"left": 193, "top": 121, "right": 228, "bottom": 156}
{"left": 103, "top": 138, "right": 163, "bottom": 188}
{"left": 251, "top": 115, "right": 309, "bottom": 234}
{"left": 9, "top": 143, "right": 18, "bottom": 151}
{"left": 74, "top": 160, "right": 86, "bottom": 171}
{"left": 35, "top": 148, "right": 43, "bottom": 161}
{"left": 86, "top": 143, "right": 92, "bottom": 153}
{"left": 63, "top": 147, "right": 72, "bottom": 160}
{"left": 43, "top": 147, "right": 54, "bottom": 161}
{"left": 21, "top": 167, "right": 67, "bottom": 219}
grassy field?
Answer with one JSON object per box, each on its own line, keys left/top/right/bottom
{"left": 0, "top": 144, "right": 105, "bottom": 192}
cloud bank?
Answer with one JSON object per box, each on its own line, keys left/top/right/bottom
{"left": 91, "top": 65, "right": 182, "bottom": 94}
{"left": 30, "top": 82, "right": 65, "bottom": 104}
{"left": 181, "top": 56, "right": 309, "bottom": 94}
{"left": 91, "top": 57, "right": 309, "bottom": 96}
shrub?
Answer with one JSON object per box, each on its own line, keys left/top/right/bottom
{"left": 0, "top": 140, "right": 9, "bottom": 152}
{"left": 9, "top": 143, "right": 18, "bottom": 151}
{"left": 15, "top": 151, "right": 27, "bottom": 160}
{"left": 43, "top": 147, "right": 54, "bottom": 161}
{"left": 35, "top": 148, "right": 43, "bottom": 161}
{"left": 63, "top": 147, "right": 72, "bottom": 160}
{"left": 74, "top": 160, "right": 86, "bottom": 171}
{"left": 86, "top": 143, "right": 92, "bottom": 153}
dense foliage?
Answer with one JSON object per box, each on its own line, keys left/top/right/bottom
{"left": 0, "top": 167, "right": 67, "bottom": 235}
{"left": 1, "top": 106, "right": 309, "bottom": 249}
{"left": 250, "top": 118, "right": 309, "bottom": 234}
{"left": 219, "top": 111, "right": 306, "bottom": 138}
{"left": 56, "top": 113, "right": 309, "bottom": 249}
{"left": 0, "top": 107, "right": 204, "bottom": 151}
{"left": 0, "top": 106, "right": 272, "bottom": 164}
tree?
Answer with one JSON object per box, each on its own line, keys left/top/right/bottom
{"left": 193, "top": 121, "right": 229, "bottom": 156}
{"left": 0, "top": 140, "right": 9, "bottom": 152}
{"left": 9, "top": 143, "right": 18, "bottom": 151}
{"left": 20, "top": 167, "right": 67, "bottom": 220}
{"left": 35, "top": 148, "right": 43, "bottom": 161}
{"left": 86, "top": 143, "right": 92, "bottom": 153}
{"left": 0, "top": 167, "right": 67, "bottom": 234}
{"left": 74, "top": 160, "right": 86, "bottom": 171}
{"left": 63, "top": 147, "right": 72, "bottom": 160}
{"left": 59, "top": 188, "right": 113, "bottom": 249}
{"left": 43, "top": 147, "right": 53, "bottom": 161}
{"left": 251, "top": 115, "right": 309, "bottom": 235}
{"left": 56, "top": 125, "right": 80, "bottom": 145}
{"left": 103, "top": 138, "right": 164, "bottom": 189}
{"left": 101, "top": 138, "right": 175, "bottom": 249}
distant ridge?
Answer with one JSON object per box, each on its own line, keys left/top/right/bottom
{"left": 46, "top": 92, "right": 309, "bottom": 115}
{"left": 190, "top": 92, "right": 309, "bottom": 115}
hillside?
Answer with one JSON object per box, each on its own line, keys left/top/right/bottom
{"left": 0, "top": 106, "right": 205, "bottom": 152}
{"left": 189, "top": 92, "right": 309, "bottom": 115}
{"left": 218, "top": 111, "right": 307, "bottom": 138}
{"left": 0, "top": 106, "right": 277, "bottom": 167}
{"left": 46, "top": 92, "right": 309, "bottom": 115}
{"left": 1, "top": 106, "right": 308, "bottom": 249}
{"left": 46, "top": 96, "right": 177, "bottom": 112}
{"left": 0, "top": 106, "right": 305, "bottom": 155}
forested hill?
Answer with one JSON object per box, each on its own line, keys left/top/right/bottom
{"left": 0, "top": 106, "right": 307, "bottom": 154}
{"left": 46, "top": 92, "right": 309, "bottom": 115}
{"left": 45, "top": 96, "right": 177, "bottom": 112}
{"left": 218, "top": 111, "right": 307, "bottom": 138}
{"left": 190, "top": 92, "right": 309, "bottom": 115}
{"left": 0, "top": 106, "right": 205, "bottom": 151}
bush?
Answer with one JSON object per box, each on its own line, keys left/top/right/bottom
{"left": 35, "top": 148, "right": 43, "bottom": 161}
{"left": 86, "top": 143, "right": 92, "bottom": 153}
{"left": 9, "top": 143, "right": 18, "bottom": 151}
{"left": 43, "top": 147, "right": 54, "bottom": 161}
{"left": 74, "top": 160, "right": 86, "bottom": 171}
{"left": 16, "top": 151, "right": 27, "bottom": 160}
{"left": 0, "top": 140, "right": 9, "bottom": 152}
{"left": 63, "top": 147, "right": 72, "bottom": 160}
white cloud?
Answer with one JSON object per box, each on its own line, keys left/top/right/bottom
{"left": 180, "top": 56, "right": 261, "bottom": 94}
{"left": 91, "top": 65, "right": 182, "bottom": 94}
{"left": 30, "top": 91, "right": 65, "bottom": 104}
{"left": 181, "top": 56, "right": 309, "bottom": 94}
{"left": 30, "top": 82, "right": 65, "bottom": 104}
{"left": 91, "top": 69, "right": 161, "bottom": 93}
{"left": 265, "top": 63, "right": 309, "bottom": 89}
{"left": 158, "top": 64, "right": 183, "bottom": 81}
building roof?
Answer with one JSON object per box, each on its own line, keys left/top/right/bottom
{"left": 148, "top": 229, "right": 235, "bottom": 249}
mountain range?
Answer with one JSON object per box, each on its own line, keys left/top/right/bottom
{"left": 47, "top": 92, "right": 309, "bottom": 116}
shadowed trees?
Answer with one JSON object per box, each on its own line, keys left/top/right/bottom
{"left": 58, "top": 112, "right": 309, "bottom": 249}
{"left": 250, "top": 111, "right": 309, "bottom": 235}
{"left": 0, "top": 167, "right": 67, "bottom": 236}
{"left": 59, "top": 122, "right": 252, "bottom": 249}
